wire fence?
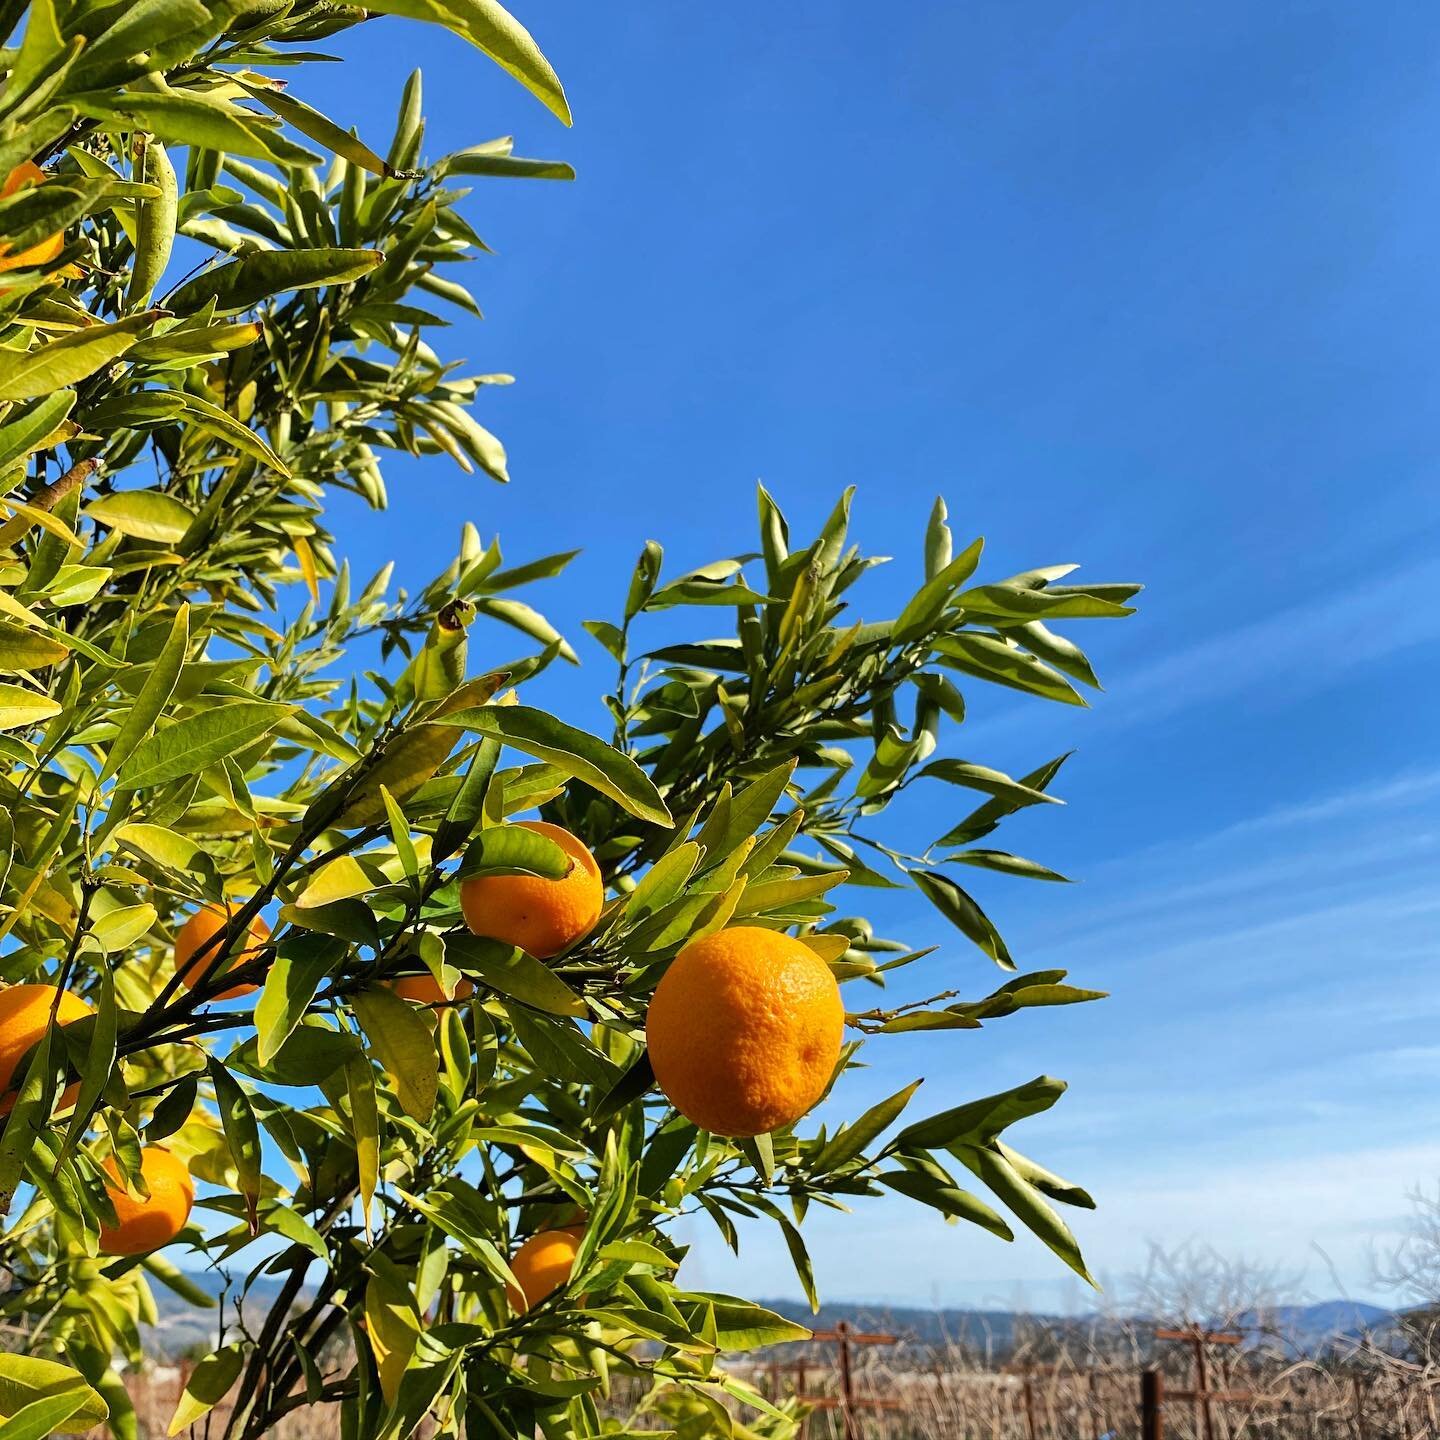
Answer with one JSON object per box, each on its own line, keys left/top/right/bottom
{"left": 81, "top": 1325, "right": 1440, "bottom": 1439}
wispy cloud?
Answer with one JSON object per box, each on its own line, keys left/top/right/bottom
{"left": 1114, "top": 556, "right": 1440, "bottom": 727}
{"left": 1208, "top": 766, "right": 1440, "bottom": 839}
{"left": 680, "top": 1137, "right": 1440, "bottom": 1311}
{"left": 963, "top": 555, "right": 1440, "bottom": 750}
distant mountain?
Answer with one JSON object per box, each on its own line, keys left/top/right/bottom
{"left": 143, "top": 1270, "right": 294, "bottom": 1358}
{"left": 135, "top": 1275, "right": 1401, "bottom": 1361}
{"left": 753, "top": 1299, "right": 1055, "bottom": 1352}
{"left": 1241, "top": 1301, "right": 1398, "bottom": 1352}
{"left": 752, "top": 1297, "right": 1402, "bottom": 1357}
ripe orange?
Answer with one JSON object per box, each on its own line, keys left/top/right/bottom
{"left": 386, "top": 974, "right": 475, "bottom": 1005}
{"left": 98, "top": 1147, "right": 195, "bottom": 1256}
{"left": 0, "top": 163, "right": 64, "bottom": 274}
{"left": 646, "top": 926, "right": 844, "bottom": 1138}
{"left": 175, "top": 902, "right": 270, "bottom": 1000}
{"left": 459, "top": 821, "right": 602, "bottom": 959}
{"left": 506, "top": 1226, "right": 584, "bottom": 1311}
{"left": 0, "top": 984, "right": 94, "bottom": 1114}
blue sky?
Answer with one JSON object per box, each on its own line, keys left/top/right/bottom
{"left": 295, "top": 2, "right": 1440, "bottom": 1308}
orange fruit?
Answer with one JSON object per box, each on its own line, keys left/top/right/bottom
{"left": 459, "top": 821, "right": 602, "bottom": 959}
{"left": 175, "top": 902, "right": 270, "bottom": 1000}
{"left": 506, "top": 1226, "right": 584, "bottom": 1311}
{"left": 98, "top": 1147, "right": 195, "bottom": 1256}
{"left": 0, "top": 163, "right": 64, "bottom": 274}
{"left": 386, "top": 974, "right": 475, "bottom": 1006}
{"left": 0, "top": 984, "right": 94, "bottom": 1115}
{"left": 646, "top": 926, "right": 844, "bottom": 1137}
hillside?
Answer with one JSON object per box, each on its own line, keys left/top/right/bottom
{"left": 138, "top": 1275, "right": 1399, "bottom": 1360}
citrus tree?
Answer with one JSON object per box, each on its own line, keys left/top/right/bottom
{"left": 0, "top": 3, "right": 1140, "bottom": 1437}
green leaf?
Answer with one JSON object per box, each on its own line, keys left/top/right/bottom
{"left": 6, "top": 0, "right": 65, "bottom": 102}
{"left": 645, "top": 573, "right": 771, "bottom": 609}
{"left": 117, "top": 701, "right": 290, "bottom": 789}
{"left": 911, "top": 670, "right": 967, "bottom": 722}
{"left": 171, "top": 391, "right": 291, "bottom": 477}
{"left": 622, "top": 843, "right": 701, "bottom": 923}
{"left": 348, "top": 1056, "right": 379, "bottom": 1233}
{"left": 940, "top": 972, "right": 1106, "bottom": 1024}
{"left": 893, "top": 538, "right": 984, "bottom": 642}
{"left": 443, "top": 143, "right": 574, "bottom": 180}
{"left": 811, "top": 1079, "right": 922, "bottom": 1173}
{"left": 361, "top": 0, "right": 571, "bottom": 125}
{"left": 933, "top": 633, "right": 1085, "bottom": 707}
{"left": 893, "top": 1075, "right": 1066, "bottom": 1152}
{"left": 625, "top": 540, "right": 663, "bottom": 620}
{"left": 1009, "top": 620, "right": 1102, "bottom": 689}
{"left": 924, "top": 496, "right": 952, "bottom": 579}
{"left": 88, "top": 903, "right": 156, "bottom": 952}
{"left": 591, "top": 1050, "right": 655, "bottom": 1127}
{"left": 58, "top": 964, "right": 114, "bottom": 1163}
{"left": 325, "top": 723, "right": 459, "bottom": 829}
{"left": 953, "top": 1143, "right": 1094, "bottom": 1283}
{"left": 957, "top": 582, "right": 1135, "bottom": 622}
{"left": 127, "top": 134, "right": 178, "bottom": 309}
{"left": 936, "top": 752, "right": 1073, "bottom": 848}
{"left": 0, "top": 1026, "right": 57, "bottom": 1215}
{"left": 737, "top": 869, "right": 846, "bottom": 916}
{"left": 128, "top": 320, "right": 263, "bottom": 366}
{"left": 71, "top": 91, "right": 310, "bottom": 165}
{"left": 993, "top": 1140, "right": 1095, "bottom": 1210}
{"left": 38, "top": 564, "right": 109, "bottom": 607}
{"left": 432, "top": 736, "right": 499, "bottom": 862}
{"left": 167, "top": 1344, "right": 244, "bottom": 1436}
{"left": 945, "top": 849, "right": 1071, "bottom": 883}
{"left": 597, "top": 1239, "right": 677, "bottom": 1269}
{"left": 777, "top": 1216, "right": 818, "bottom": 1313}
{"left": 0, "top": 682, "right": 59, "bottom": 732}
{"left": 911, "top": 868, "right": 1014, "bottom": 970}
{"left": 242, "top": 84, "right": 391, "bottom": 176}
{"left": 0, "top": 1356, "right": 108, "bottom": 1433}
{"left": 582, "top": 618, "right": 624, "bottom": 661}
{"left": 233, "top": 1025, "right": 360, "bottom": 1088}
{"left": 0, "top": 315, "right": 155, "bottom": 401}
{"left": 264, "top": 1201, "right": 328, "bottom": 1263}
{"left": 101, "top": 603, "right": 187, "bottom": 782}
{"left": 916, "top": 759, "right": 1065, "bottom": 810}
{"left": 167, "top": 248, "right": 383, "bottom": 316}
{"left": 444, "top": 934, "right": 585, "bottom": 1017}
{"left": 0, "top": 391, "right": 75, "bottom": 469}
{"left": 0, "top": 1390, "right": 89, "bottom": 1440}
{"left": 873, "top": 1010, "right": 981, "bottom": 1033}
{"left": 710, "top": 760, "right": 796, "bottom": 857}
{"left": 86, "top": 490, "right": 196, "bottom": 544}
{"left": 145, "top": 1075, "right": 198, "bottom": 1143}
{"left": 143, "top": 1251, "right": 216, "bottom": 1307}
{"left": 208, "top": 1060, "right": 261, "bottom": 1228}
{"left": 255, "top": 936, "right": 343, "bottom": 1066}
{"left": 112, "top": 822, "right": 209, "bottom": 876}
{"left": 877, "top": 1169, "right": 1014, "bottom": 1239}
{"left": 280, "top": 898, "right": 380, "bottom": 948}
{"left": 690, "top": 1295, "right": 811, "bottom": 1350}
{"left": 0, "top": 178, "right": 92, "bottom": 259}
{"left": 295, "top": 856, "right": 375, "bottom": 908}
{"left": 350, "top": 986, "right": 438, "bottom": 1123}
{"left": 454, "top": 823, "right": 569, "bottom": 880}
{"left": 0, "top": 619, "right": 68, "bottom": 673}
{"left": 435, "top": 705, "right": 672, "bottom": 825}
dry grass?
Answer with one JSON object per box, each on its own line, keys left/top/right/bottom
{"left": 78, "top": 1319, "right": 1440, "bottom": 1438}
{"left": 738, "top": 1331, "right": 1440, "bottom": 1439}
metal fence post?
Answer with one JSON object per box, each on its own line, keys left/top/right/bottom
{"left": 1141, "top": 1368, "right": 1165, "bottom": 1440}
